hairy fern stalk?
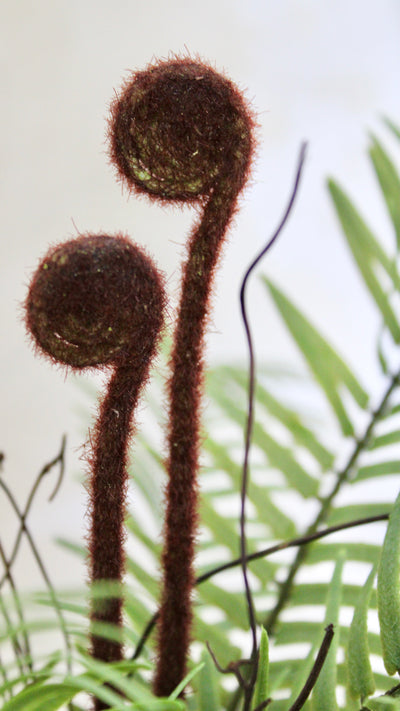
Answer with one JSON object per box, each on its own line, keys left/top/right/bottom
{"left": 2, "top": 108, "right": 400, "bottom": 709}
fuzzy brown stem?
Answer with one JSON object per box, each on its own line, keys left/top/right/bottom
{"left": 90, "top": 361, "right": 149, "bottom": 660}
{"left": 90, "top": 360, "right": 153, "bottom": 711}
{"left": 154, "top": 187, "right": 240, "bottom": 696}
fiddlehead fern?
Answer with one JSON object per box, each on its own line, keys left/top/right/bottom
{"left": 25, "top": 233, "right": 165, "bottom": 708}
{"left": 109, "top": 57, "right": 256, "bottom": 696}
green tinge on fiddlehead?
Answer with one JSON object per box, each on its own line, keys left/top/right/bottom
{"left": 26, "top": 233, "right": 164, "bottom": 370}
{"left": 109, "top": 57, "right": 255, "bottom": 203}
{"left": 25, "top": 232, "right": 166, "bottom": 711}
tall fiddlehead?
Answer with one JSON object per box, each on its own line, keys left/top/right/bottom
{"left": 25, "top": 232, "right": 165, "bottom": 709}
{"left": 109, "top": 57, "right": 256, "bottom": 695}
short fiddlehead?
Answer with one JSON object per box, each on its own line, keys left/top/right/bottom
{"left": 25, "top": 233, "right": 165, "bottom": 708}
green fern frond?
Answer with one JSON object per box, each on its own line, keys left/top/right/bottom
{"left": 3, "top": 118, "right": 400, "bottom": 711}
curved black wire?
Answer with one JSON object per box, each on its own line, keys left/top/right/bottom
{"left": 238, "top": 142, "right": 308, "bottom": 708}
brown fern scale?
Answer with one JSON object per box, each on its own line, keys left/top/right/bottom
{"left": 25, "top": 233, "right": 166, "bottom": 691}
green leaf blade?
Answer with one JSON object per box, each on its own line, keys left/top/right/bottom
{"left": 263, "top": 277, "right": 369, "bottom": 435}
{"left": 328, "top": 179, "right": 400, "bottom": 343}
{"left": 378, "top": 490, "right": 400, "bottom": 675}
{"left": 369, "top": 134, "right": 400, "bottom": 249}
{"left": 346, "top": 566, "right": 376, "bottom": 702}
{"left": 253, "top": 627, "right": 270, "bottom": 710}
{"left": 311, "top": 552, "right": 345, "bottom": 711}
{"left": 197, "top": 648, "right": 220, "bottom": 711}
{"left": 0, "top": 683, "right": 75, "bottom": 711}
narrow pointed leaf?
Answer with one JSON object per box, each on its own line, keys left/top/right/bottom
{"left": 126, "top": 558, "right": 159, "bottom": 599}
{"left": 327, "top": 503, "right": 391, "bottom": 525}
{"left": 126, "top": 515, "right": 160, "bottom": 557}
{"left": 131, "top": 702, "right": 186, "bottom": 711}
{"left": 275, "top": 622, "right": 382, "bottom": 656}
{"left": 307, "top": 542, "right": 380, "bottom": 566}
{"left": 63, "top": 674, "right": 127, "bottom": 709}
{"left": 263, "top": 277, "right": 368, "bottom": 436}
{"left": 289, "top": 582, "right": 376, "bottom": 609}
{"left": 168, "top": 662, "right": 205, "bottom": 700}
{"left": 369, "top": 134, "right": 400, "bottom": 249}
{"left": 0, "top": 683, "right": 76, "bottom": 711}
{"left": 347, "top": 566, "right": 376, "bottom": 701}
{"left": 204, "top": 437, "right": 297, "bottom": 538}
{"left": 312, "top": 552, "right": 345, "bottom": 711}
{"left": 206, "top": 379, "right": 318, "bottom": 496}
{"left": 378, "top": 489, "right": 400, "bottom": 674}
{"left": 369, "top": 429, "right": 400, "bottom": 450}
{"left": 193, "top": 616, "right": 241, "bottom": 667}
{"left": 253, "top": 627, "right": 270, "bottom": 710}
{"left": 198, "top": 581, "right": 248, "bottom": 629}
{"left": 367, "top": 698, "right": 400, "bottom": 711}
{"left": 356, "top": 460, "right": 400, "bottom": 481}
{"left": 328, "top": 179, "right": 397, "bottom": 279}
{"left": 214, "top": 365, "right": 334, "bottom": 470}
{"left": 328, "top": 179, "right": 400, "bottom": 343}
{"left": 197, "top": 648, "right": 220, "bottom": 711}
{"left": 199, "top": 497, "right": 241, "bottom": 555}
{"left": 384, "top": 117, "right": 400, "bottom": 143}
{"left": 76, "top": 655, "right": 155, "bottom": 704}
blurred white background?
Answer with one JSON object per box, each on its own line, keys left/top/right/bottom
{"left": 1, "top": 0, "right": 400, "bottom": 595}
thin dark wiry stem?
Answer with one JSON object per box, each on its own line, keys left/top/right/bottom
{"left": 253, "top": 701, "right": 272, "bottom": 711}
{"left": 0, "top": 438, "right": 70, "bottom": 706}
{"left": 206, "top": 642, "right": 249, "bottom": 688}
{"left": 0, "top": 477, "right": 72, "bottom": 673}
{"left": 197, "top": 513, "right": 388, "bottom": 584}
{"left": 0, "top": 436, "right": 66, "bottom": 592}
{"left": 0, "top": 645, "right": 9, "bottom": 702}
{"left": 385, "top": 682, "right": 400, "bottom": 697}
{"left": 47, "top": 435, "right": 67, "bottom": 502}
{"left": 238, "top": 143, "right": 307, "bottom": 710}
{"left": 0, "top": 539, "right": 32, "bottom": 673}
{"left": 0, "top": 585, "right": 25, "bottom": 676}
{"left": 0, "top": 437, "right": 66, "bottom": 679}
{"left": 131, "top": 513, "right": 387, "bottom": 661}
{"left": 287, "top": 624, "right": 334, "bottom": 711}
{"left": 265, "top": 368, "right": 400, "bottom": 640}
{"left": 132, "top": 611, "right": 159, "bottom": 661}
